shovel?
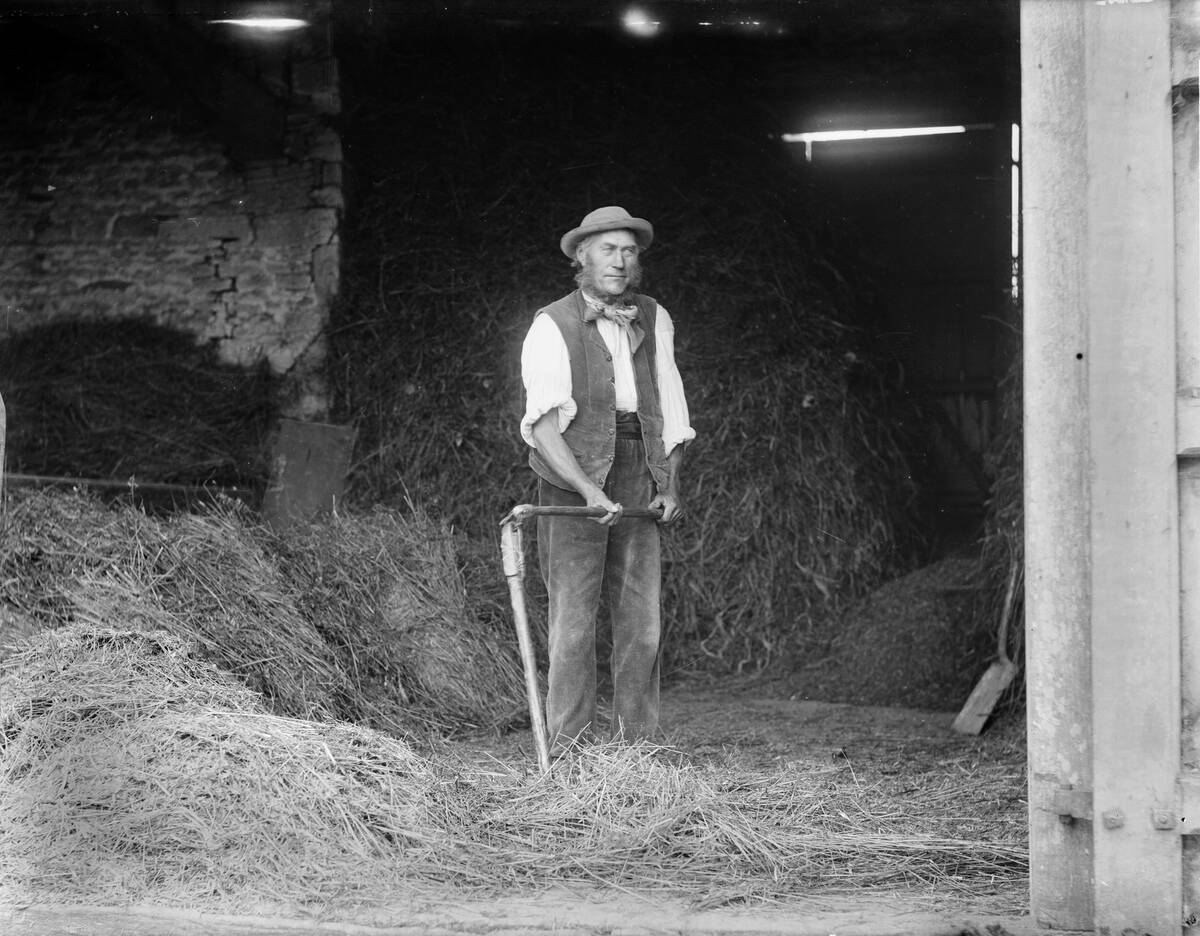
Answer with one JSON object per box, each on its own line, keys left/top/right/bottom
{"left": 952, "top": 561, "right": 1022, "bottom": 735}
{"left": 499, "top": 503, "right": 663, "bottom": 775}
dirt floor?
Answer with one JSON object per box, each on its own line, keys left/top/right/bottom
{"left": 0, "top": 675, "right": 1033, "bottom": 936}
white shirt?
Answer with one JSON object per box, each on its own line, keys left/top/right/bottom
{"left": 520, "top": 302, "right": 696, "bottom": 455}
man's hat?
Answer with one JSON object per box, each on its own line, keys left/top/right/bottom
{"left": 560, "top": 206, "right": 654, "bottom": 258}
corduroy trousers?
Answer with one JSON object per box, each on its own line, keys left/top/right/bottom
{"left": 536, "top": 437, "right": 662, "bottom": 750}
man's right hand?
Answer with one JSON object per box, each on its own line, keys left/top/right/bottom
{"left": 584, "top": 488, "right": 622, "bottom": 526}
{"left": 531, "top": 411, "right": 622, "bottom": 525}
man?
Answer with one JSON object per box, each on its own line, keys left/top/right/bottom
{"left": 520, "top": 205, "right": 695, "bottom": 752}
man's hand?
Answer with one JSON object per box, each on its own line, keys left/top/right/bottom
{"left": 648, "top": 489, "right": 683, "bottom": 525}
{"left": 585, "top": 488, "right": 623, "bottom": 526}
{"left": 530, "top": 412, "right": 622, "bottom": 525}
{"left": 650, "top": 444, "right": 686, "bottom": 525}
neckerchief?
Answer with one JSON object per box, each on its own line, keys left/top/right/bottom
{"left": 582, "top": 295, "right": 644, "bottom": 353}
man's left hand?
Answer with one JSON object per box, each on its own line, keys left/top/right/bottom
{"left": 648, "top": 490, "right": 684, "bottom": 525}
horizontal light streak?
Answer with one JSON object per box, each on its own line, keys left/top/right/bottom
{"left": 782, "top": 125, "right": 967, "bottom": 145}
{"left": 208, "top": 17, "right": 309, "bottom": 31}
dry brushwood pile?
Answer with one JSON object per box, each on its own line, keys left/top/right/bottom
{"left": 0, "top": 487, "right": 525, "bottom": 737}
{"left": 330, "top": 22, "right": 922, "bottom": 675}
{"left": 0, "top": 623, "right": 1027, "bottom": 917}
{"left": 0, "top": 320, "right": 276, "bottom": 489}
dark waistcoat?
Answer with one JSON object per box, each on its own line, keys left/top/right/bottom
{"left": 528, "top": 290, "right": 670, "bottom": 493}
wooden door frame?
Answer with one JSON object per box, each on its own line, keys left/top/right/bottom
{"left": 1022, "top": 0, "right": 1191, "bottom": 929}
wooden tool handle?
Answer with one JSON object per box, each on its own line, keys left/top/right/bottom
{"left": 500, "top": 504, "right": 663, "bottom": 526}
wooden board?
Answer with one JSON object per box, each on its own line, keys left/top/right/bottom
{"left": 261, "top": 418, "right": 357, "bottom": 530}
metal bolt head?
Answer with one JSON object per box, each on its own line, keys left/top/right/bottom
{"left": 1151, "top": 809, "right": 1176, "bottom": 831}
{"left": 1101, "top": 808, "right": 1125, "bottom": 830}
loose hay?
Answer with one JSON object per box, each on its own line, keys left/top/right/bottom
{"left": 0, "top": 626, "right": 443, "bottom": 911}
{"left": 1, "top": 488, "right": 357, "bottom": 721}
{"left": 1, "top": 486, "right": 527, "bottom": 737}
{"left": 274, "top": 505, "right": 527, "bottom": 734}
{"left": 0, "top": 625, "right": 1026, "bottom": 917}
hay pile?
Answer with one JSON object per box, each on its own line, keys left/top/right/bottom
{"left": 0, "top": 320, "right": 275, "bottom": 489}
{"left": 331, "top": 22, "right": 920, "bottom": 675}
{"left": 276, "top": 505, "right": 527, "bottom": 730}
{"left": 0, "top": 487, "right": 525, "bottom": 736}
{"left": 0, "top": 624, "right": 1026, "bottom": 915}
{"left": 792, "top": 554, "right": 990, "bottom": 711}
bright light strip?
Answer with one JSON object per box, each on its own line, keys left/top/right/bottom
{"left": 782, "top": 125, "right": 967, "bottom": 145}
{"left": 783, "top": 125, "right": 968, "bottom": 162}
{"left": 1011, "top": 164, "right": 1021, "bottom": 259}
{"left": 622, "top": 7, "right": 661, "bottom": 36}
{"left": 209, "top": 17, "right": 309, "bottom": 31}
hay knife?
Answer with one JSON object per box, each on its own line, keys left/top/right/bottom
{"left": 499, "top": 503, "right": 663, "bottom": 775}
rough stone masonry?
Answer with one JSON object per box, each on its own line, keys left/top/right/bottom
{"left": 0, "top": 9, "right": 343, "bottom": 421}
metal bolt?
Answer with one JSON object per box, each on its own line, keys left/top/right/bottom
{"left": 1151, "top": 809, "right": 1176, "bottom": 831}
{"left": 1101, "top": 808, "right": 1125, "bottom": 830}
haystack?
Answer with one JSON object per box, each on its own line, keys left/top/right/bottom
{"left": 331, "top": 23, "right": 921, "bottom": 676}
{"left": 793, "top": 554, "right": 992, "bottom": 711}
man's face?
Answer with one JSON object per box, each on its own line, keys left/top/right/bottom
{"left": 578, "top": 229, "right": 642, "bottom": 300}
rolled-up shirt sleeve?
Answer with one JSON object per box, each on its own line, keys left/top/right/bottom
{"left": 520, "top": 313, "right": 576, "bottom": 448}
{"left": 654, "top": 305, "right": 696, "bottom": 454}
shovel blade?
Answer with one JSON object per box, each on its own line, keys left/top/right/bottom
{"left": 952, "top": 659, "right": 1019, "bottom": 735}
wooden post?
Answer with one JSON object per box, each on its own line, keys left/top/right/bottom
{"left": 1021, "top": 2, "right": 1095, "bottom": 926}
{"left": 1084, "top": 3, "right": 1181, "bottom": 931}
{"left": 1025, "top": 0, "right": 1183, "bottom": 928}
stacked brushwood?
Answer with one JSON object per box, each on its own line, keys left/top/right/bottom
{"left": 0, "top": 487, "right": 525, "bottom": 737}
{"left": 330, "top": 22, "right": 920, "bottom": 674}
{"left": 0, "top": 320, "right": 275, "bottom": 490}
{"left": 0, "top": 622, "right": 1027, "bottom": 917}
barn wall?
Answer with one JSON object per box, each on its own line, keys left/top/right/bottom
{"left": 0, "top": 12, "right": 342, "bottom": 420}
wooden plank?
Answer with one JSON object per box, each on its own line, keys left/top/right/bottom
{"left": 1178, "top": 84, "right": 1200, "bottom": 921}
{"left": 1019, "top": 1, "right": 1096, "bottom": 926}
{"left": 261, "top": 419, "right": 357, "bottom": 531}
{"left": 1085, "top": 1, "right": 1182, "bottom": 930}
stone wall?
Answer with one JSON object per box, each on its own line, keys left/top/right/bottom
{"left": 0, "top": 12, "right": 342, "bottom": 420}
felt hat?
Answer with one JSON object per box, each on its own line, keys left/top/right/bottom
{"left": 559, "top": 206, "right": 654, "bottom": 258}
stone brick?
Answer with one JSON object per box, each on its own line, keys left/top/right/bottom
{"left": 309, "top": 128, "right": 342, "bottom": 162}
{"left": 254, "top": 208, "right": 337, "bottom": 248}
{"left": 310, "top": 186, "right": 344, "bottom": 210}
{"left": 312, "top": 243, "right": 339, "bottom": 304}
{"left": 276, "top": 272, "right": 314, "bottom": 291}
{"left": 159, "top": 214, "right": 252, "bottom": 243}
{"left": 292, "top": 57, "right": 338, "bottom": 99}
{"left": 320, "top": 161, "right": 342, "bottom": 187}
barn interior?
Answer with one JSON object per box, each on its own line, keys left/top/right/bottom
{"left": 0, "top": 0, "right": 1023, "bottom": 701}
{"left": 0, "top": 0, "right": 1036, "bottom": 926}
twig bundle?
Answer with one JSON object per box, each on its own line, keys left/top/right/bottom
{"left": 0, "top": 320, "right": 275, "bottom": 488}
{"left": 0, "top": 624, "right": 1026, "bottom": 917}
